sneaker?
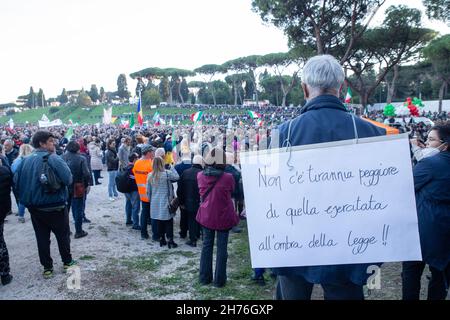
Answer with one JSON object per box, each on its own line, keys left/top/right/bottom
{"left": 18, "top": 217, "right": 25, "bottom": 223}
{"left": 126, "top": 222, "right": 133, "bottom": 226}
{"left": 109, "top": 197, "right": 115, "bottom": 201}
{"left": 43, "top": 269, "right": 54, "bottom": 279}
{"left": 15, "top": 213, "right": 19, "bottom": 217}
{"left": 141, "top": 234, "right": 149, "bottom": 240}
{"left": 132, "top": 226, "right": 141, "bottom": 231}
{"left": 1, "top": 274, "right": 13, "bottom": 285}
{"left": 82, "top": 217, "right": 91, "bottom": 223}
{"left": 63, "top": 260, "right": 77, "bottom": 272}
{"left": 74, "top": 230, "right": 88, "bottom": 239}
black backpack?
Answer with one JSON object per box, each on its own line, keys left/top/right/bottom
{"left": 115, "top": 167, "right": 135, "bottom": 193}
{"left": 40, "top": 153, "right": 63, "bottom": 193}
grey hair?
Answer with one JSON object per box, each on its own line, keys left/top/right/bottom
{"left": 302, "top": 55, "right": 345, "bottom": 92}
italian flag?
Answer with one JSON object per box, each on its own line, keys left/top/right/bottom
{"left": 248, "top": 110, "right": 260, "bottom": 119}
{"left": 345, "top": 87, "right": 352, "bottom": 103}
{"left": 191, "top": 111, "right": 203, "bottom": 122}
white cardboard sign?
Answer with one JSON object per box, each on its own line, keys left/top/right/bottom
{"left": 241, "top": 134, "right": 422, "bottom": 268}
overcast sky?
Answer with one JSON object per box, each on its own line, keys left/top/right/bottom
{"left": 0, "top": 0, "right": 448, "bottom": 103}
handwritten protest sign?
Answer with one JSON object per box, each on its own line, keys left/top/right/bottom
{"left": 241, "top": 134, "right": 422, "bottom": 268}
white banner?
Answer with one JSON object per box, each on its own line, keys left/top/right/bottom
{"left": 38, "top": 119, "right": 63, "bottom": 128}
{"left": 241, "top": 134, "right": 421, "bottom": 268}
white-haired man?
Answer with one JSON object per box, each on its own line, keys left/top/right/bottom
{"left": 273, "top": 54, "right": 386, "bottom": 300}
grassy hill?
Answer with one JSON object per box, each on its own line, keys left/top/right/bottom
{"left": 1, "top": 104, "right": 247, "bottom": 125}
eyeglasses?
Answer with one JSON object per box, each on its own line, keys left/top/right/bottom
{"left": 426, "top": 137, "right": 444, "bottom": 143}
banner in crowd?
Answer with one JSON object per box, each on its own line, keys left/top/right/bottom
{"left": 240, "top": 134, "right": 421, "bottom": 268}
{"left": 38, "top": 114, "right": 63, "bottom": 127}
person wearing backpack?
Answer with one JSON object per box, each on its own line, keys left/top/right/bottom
{"left": 13, "top": 131, "right": 75, "bottom": 279}
{"left": 116, "top": 152, "right": 141, "bottom": 229}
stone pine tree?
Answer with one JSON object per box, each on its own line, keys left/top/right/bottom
{"left": 423, "top": 0, "right": 450, "bottom": 24}
{"left": 117, "top": 74, "right": 130, "bottom": 100}
{"left": 423, "top": 34, "right": 450, "bottom": 112}
{"left": 100, "top": 87, "right": 105, "bottom": 103}
{"left": 37, "top": 88, "right": 46, "bottom": 107}
{"left": 26, "top": 86, "right": 36, "bottom": 108}
{"left": 180, "top": 78, "right": 189, "bottom": 103}
{"left": 58, "top": 88, "right": 69, "bottom": 104}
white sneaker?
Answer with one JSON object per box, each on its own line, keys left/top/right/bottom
{"left": 109, "top": 197, "right": 115, "bottom": 201}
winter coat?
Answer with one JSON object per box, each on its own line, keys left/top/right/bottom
{"left": 177, "top": 164, "right": 202, "bottom": 213}
{"left": 118, "top": 144, "right": 130, "bottom": 170}
{"left": 0, "top": 164, "right": 13, "bottom": 221}
{"left": 5, "top": 148, "right": 19, "bottom": 166}
{"left": 62, "top": 152, "right": 92, "bottom": 193}
{"left": 88, "top": 142, "right": 103, "bottom": 171}
{"left": 147, "top": 166, "right": 179, "bottom": 221}
{"left": 13, "top": 149, "right": 72, "bottom": 210}
{"left": 272, "top": 94, "right": 386, "bottom": 286}
{"left": 106, "top": 148, "right": 119, "bottom": 171}
{"left": 196, "top": 166, "right": 239, "bottom": 231}
{"left": 413, "top": 151, "right": 450, "bottom": 271}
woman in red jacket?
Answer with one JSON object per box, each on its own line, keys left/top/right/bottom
{"left": 196, "top": 147, "right": 239, "bottom": 288}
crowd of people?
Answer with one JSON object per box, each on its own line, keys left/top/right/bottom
{"left": 0, "top": 54, "right": 449, "bottom": 300}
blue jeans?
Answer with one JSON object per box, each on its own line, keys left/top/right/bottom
{"left": 254, "top": 268, "right": 266, "bottom": 278}
{"left": 402, "top": 261, "right": 449, "bottom": 300}
{"left": 18, "top": 203, "right": 26, "bottom": 218}
{"left": 125, "top": 191, "right": 140, "bottom": 227}
{"left": 199, "top": 227, "right": 230, "bottom": 287}
{"left": 108, "top": 171, "right": 118, "bottom": 197}
{"left": 276, "top": 275, "right": 364, "bottom": 300}
{"left": 140, "top": 201, "right": 157, "bottom": 239}
{"left": 71, "top": 197, "right": 84, "bottom": 234}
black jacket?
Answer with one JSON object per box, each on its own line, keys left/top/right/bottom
{"left": 106, "top": 148, "right": 119, "bottom": 171}
{"left": 177, "top": 164, "right": 203, "bottom": 213}
{"left": 62, "top": 152, "right": 91, "bottom": 191}
{"left": 5, "top": 148, "right": 19, "bottom": 166}
{"left": 224, "top": 165, "right": 243, "bottom": 201}
{"left": 0, "top": 165, "right": 13, "bottom": 221}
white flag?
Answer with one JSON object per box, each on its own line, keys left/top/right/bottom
{"left": 41, "top": 114, "right": 49, "bottom": 122}
{"left": 8, "top": 118, "right": 14, "bottom": 129}
{"left": 103, "top": 107, "right": 112, "bottom": 125}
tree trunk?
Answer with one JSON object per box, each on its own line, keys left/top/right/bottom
{"left": 233, "top": 82, "right": 238, "bottom": 105}
{"left": 360, "top": 92, "right": 369, "bottom": 112}
{"left": 169, "top": 84, "right": 174, "bottom": 104}
{"left": 314, "top": 27, "right": 324, "bottom": 54}
{"left": 282, "top": 93, "right": 287, "bottom": 108}
{"left": 386, "top": 65, "right": 399, "bottom": 104}
{"left": 210, "top": 83, "right": 217, "bottom": 105}
{"left": 438, "top": 81, "right": 447, "bottom": 113}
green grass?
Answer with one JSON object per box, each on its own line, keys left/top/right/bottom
{"left": 192, "top": 222, "right": 276, "bottom": 300}
{"left": 1, "top": 104, "right": 249, "bottom": 125}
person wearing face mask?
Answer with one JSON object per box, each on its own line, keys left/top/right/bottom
{"left": 402, "top": 121, "right": 450, "bottom": 300}
{"left": 410, "top": 128, "right": 447, "bottom": 162}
